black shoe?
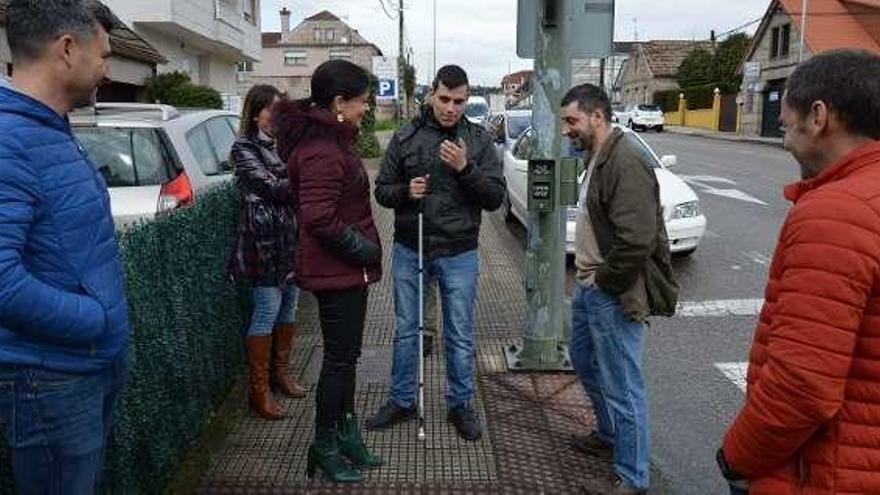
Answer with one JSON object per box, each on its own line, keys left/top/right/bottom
{"left": 423, "top": 335, "right": 434, "bottom": 357}
{"left": 447, "top": 404, "right": 482, "bottom": 441}
{"left": 366, "top": 400, "right": 417, "bottom": 430}
{"left": 569, "top": 431, "right": 613, "bottom": 459}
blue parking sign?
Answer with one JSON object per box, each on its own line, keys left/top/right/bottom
{"left": 377, "top": 79, "right": 397, "bottom": 100}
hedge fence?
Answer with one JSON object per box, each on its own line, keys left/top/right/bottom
{"left": 0, "top": 183, "right": 250, "bottom": 494}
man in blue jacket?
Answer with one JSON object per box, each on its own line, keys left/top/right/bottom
{"left": 0, "top": 1, "right": 130, "bottom": 493}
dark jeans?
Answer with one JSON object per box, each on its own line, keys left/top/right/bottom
{"left": 0, "top": 355, "right": 128, "bottom": 495}
{"left": 315, "top": 286, "right": 368, "bottom": 429}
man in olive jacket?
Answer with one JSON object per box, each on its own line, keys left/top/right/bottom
{"left": 368, "top": 65, "right": 505, "bottom": 441}
{"left": 563, "top": 84, "right": 678, "bottom": 495}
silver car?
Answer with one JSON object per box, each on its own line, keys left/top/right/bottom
{"left": 71, "top": 103, "right": 240, "bottom": 228}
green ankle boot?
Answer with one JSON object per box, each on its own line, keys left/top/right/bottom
{"left": 306, "top": 426, "right": 363, "bottom": 482}
{"left": 338, "top": 413, "right": 384, "bottom": 468}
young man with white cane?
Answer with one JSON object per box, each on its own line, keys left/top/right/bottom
{"left": 370, "top": 65, "right": 505, "bottom": 440}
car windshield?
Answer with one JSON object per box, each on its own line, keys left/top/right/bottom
{"left": 612, "top": 104, "right": 625, "bottom": 112}
{"left": 507, "top": 114, "right": 531, "bottom": 139}
{"left": 637, "top": 104, "right": 661, "bottom": 112}
{"left": 465, "top": 102, "right": 489, "bottom": 118}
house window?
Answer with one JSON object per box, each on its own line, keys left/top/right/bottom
{"left": 770, "top": 27, "right": 780, "bottom": 58}
{"left": 770, "top": 24, "right": 791, "bottom": 59}
{"left": 314, "top": 29, "right": 323, "bottom": 42}
{"left": 326, "top": 29, "right": 335, "bottom": 41}
{"left": 284, "top": 51, "right": 307, "bottom": 66}
{"left": 329, "top": 49, "right": 351, "bottom": 60}
{"left": 781, "top": 24, "right": 791, "bottom": 57}
{"left": 236, "top": 61, "right": 253, "bottom": 73}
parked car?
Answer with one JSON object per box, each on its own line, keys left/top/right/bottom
{"left": 502, "top": 125, "right": 706, "bottom": 256}
{"left": 623, "top": 104, "right": 665, "bottom": 132}
{"left": 464, "top": 96, "right": 490, "bottom": 127}
{"left": 71, "top": 103, "right": 240, "bottom": 228}
{"left": 491, "top": 108, "right": 533, "bottom": 162}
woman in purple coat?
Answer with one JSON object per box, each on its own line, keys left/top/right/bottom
{"left": 273, "top": 60, "right": 383, "bottom": 482}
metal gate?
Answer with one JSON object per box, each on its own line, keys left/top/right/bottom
{"left": 761, "top": 79, "right": 786, "bottom": 138}
{"left": 719, "top": 94, "right": 738, "bottom": 132}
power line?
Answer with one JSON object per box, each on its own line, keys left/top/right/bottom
{"left": 377, "top": 0, "right": 397, "bottom": 20}
{"left": 718, "top": 10, "right": 880, "bottom": 39}
{"left": 716, "top": 16, "right": 763, "bottom": 39}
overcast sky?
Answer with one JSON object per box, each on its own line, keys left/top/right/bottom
{"left": 262, "top": 0, "right": 771, "bottom": 86}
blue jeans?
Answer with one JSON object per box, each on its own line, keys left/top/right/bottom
{"left": 248, "top": 282, "right": 300, "bottom": 336}
{"left": 571, "top": 284, "right": 650, "bottom": 489}
{"left": 389, "top": 244, "right": 479, "bottom": 410}
{"left": 0, "top": 355, "right": 128, "bottom": 495}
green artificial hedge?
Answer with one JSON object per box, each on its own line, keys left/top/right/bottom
{"left": 0, "top": 183, "right": 250, "bottom": 494}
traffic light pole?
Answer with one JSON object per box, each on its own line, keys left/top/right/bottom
{"left": 506, "top": 0, "right": 574, "bottom": 371}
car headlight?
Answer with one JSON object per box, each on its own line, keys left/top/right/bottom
{"left": 567, "top": 206, "right": 579, "bottom": 222}
{"left": 671, "top": 201, "right": 700, "bottom": 220}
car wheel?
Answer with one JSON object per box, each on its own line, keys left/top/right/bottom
{"left": 673, "top": 248, "right": 696, "bottom": 258}
{"left": 627, "top": 120, "right": 634, "bottom": 129}
{"left": 657, "top": 126, "right": 664, "bottom": 133}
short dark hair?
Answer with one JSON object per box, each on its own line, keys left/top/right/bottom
{"left": 6, "top": 0, "right": 116, "bottom": 63}
{"left": 433, "top": 65, "right": 469, "bottom": 91}
{"left": 240, "top": 84, "right": 283, "bottom": 137}
{"left": 785, "top": 49, "right": 880, "bottom": 139}
{"left": 561, "top": 84, "right": 612, "bottom": 122}
{"left": 309, "top": 59, "right": 370, "bottom": 108}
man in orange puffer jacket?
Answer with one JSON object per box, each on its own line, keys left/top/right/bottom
{"left": 718, "top": 49, "right": 880, "bottom": 494}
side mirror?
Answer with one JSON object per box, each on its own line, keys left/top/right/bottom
{"left": 660, "top": 155, "right": 677, "bottom": 168}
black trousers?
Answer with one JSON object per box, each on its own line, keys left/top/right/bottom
{"left": 314, "top": 286, "right": 367, "bottom": 429}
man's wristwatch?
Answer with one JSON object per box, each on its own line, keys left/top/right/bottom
{"left": 716, "top": 448, "right": 746, "bottom": 482}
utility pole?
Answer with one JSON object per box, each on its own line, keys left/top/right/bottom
{"left": 398, "top": 0, "right": 405, "bottom": 122}
{"left": 505, "top": 0, "right": 574, "bottom": 371}
{"left": 798, "top": 0, "right": 808, "bottom": 62}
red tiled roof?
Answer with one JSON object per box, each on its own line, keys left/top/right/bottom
{"left": 262, "top": 32, "right": 281, "bottom": 46}
{"left": 639, "top": 40, "right": 716, "bottom": 77}
{"left": 777, "top": 0, "right": 880, "bottom": 53}
{"left": 305, "top": 10, "right": 340, "bottom": 22}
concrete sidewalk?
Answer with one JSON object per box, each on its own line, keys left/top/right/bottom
{"left": 193, "top": 163, "right": 665, "bottom": 494}
{"left": 664, "top": 125, "right": 783, "bottom": 147}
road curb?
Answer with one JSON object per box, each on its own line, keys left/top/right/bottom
{"left": 664, "top": 126, "right": 784, "bottom": 148}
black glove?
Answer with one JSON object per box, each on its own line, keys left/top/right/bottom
{"left": 325, "top": 225, "right": 380, "bottom": 267}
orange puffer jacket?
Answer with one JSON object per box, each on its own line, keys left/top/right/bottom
{"left": 722, "top": 140, "right": 880, "bottom": 494}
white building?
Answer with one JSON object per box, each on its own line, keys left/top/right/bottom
{"left": 103, "top": 0, "right": 261, "bottom": 101}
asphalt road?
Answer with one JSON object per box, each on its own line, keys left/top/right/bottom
{"left": 491, "top": 131, "right": 800, "bottom": 494}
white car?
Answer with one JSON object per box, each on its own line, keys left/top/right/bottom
{"left": 503, "top": 125, "right": 706, "bottom": 256}
{"left": 491, "top": 108, "right": 533, "bottom": 163}
{"left": 623, "top": 104, "right": 665, "bottom": 132}
{"left": 464, "top": 96, "right": 490, "bottom": 127}
{"left": 71, "top": 103, "right": 240, "bottom": 228}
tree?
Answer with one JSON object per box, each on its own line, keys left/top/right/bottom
{"left": 145, "top": 71, "right": 223, "bottom": 110}
{"left": 712, "top": 33, "right": 752, "bottom": 92}
{"left": 676, "top": 48, "right": 715, "bottom": 90}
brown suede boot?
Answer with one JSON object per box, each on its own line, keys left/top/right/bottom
{"left": 246, "top": 335, "right": 285, "bottom": 419}
{"left": 271, "top": 323, "right": 307, "bottom": 398}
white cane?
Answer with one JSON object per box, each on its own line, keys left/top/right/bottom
{"left": 417, "top": 210, "right": 426, "bottom": 441}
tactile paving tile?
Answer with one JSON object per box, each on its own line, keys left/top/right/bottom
{"left": 197, "top": 163, "right": 616, "bottom": 494}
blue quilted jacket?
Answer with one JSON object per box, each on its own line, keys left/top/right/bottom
{"left": 0, "top": 85, "right": 130, "bottom": 373}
